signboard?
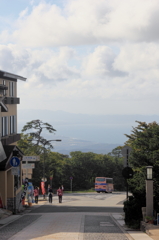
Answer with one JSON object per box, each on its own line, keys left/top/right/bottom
{"left": 11, "top": 167, "right": 19, "bottom": 175}
{"left": 10, "top": 157, "right": 20, "bottom": 167}
{"left": 22, "top": 156, "right": 40, "bottom": 161}
{"left": 122, "top": 167, "right": 134, "bottom": 179}
{"left": 41, "top": 182, "right": 46, "bottom": 195}
{"left": 121, "top": 146, "right": 132, "bottom": 167}
{"left": 22, "top": 164, "right": 35, "bottom": 169}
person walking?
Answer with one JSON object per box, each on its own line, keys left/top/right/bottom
{"left": 48, "top": 187, "right": 53, "bottom": 203}
{"left": 34, "top": 187, "right": 39, "bottom": 204}
{"left": 57, "top": 186, "right": 63, "bottom": 203}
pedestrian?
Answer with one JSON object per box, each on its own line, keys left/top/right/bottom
{"left": 48, "top": 187, "right": 53, "bottom": 203}
{"left": 34, "top": 187, "right": 39, "bottom": 204}
{"left": 61, "top": 185, "right": 64, "bottom": 191}
{"left": 57, "top": 186, "right": 63, "bottom": 203}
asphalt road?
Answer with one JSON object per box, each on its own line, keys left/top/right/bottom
{"left": 30, "top": 192, "right": 125, "bottom": 213}
{"left": 0, "top": 192, "right": 131, "bottom": 240}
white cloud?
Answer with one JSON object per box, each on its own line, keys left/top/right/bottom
{"left": 9, "top": 0, "right": 159, "bottom": 47}
{"left": 1, "top": 0, "right": 159, "bottom": 116}
{"left": 113, "top": 43, "right": 159, "bottom": 72}
{"left": 83, "top": 45, "right": 126, "bottom": 78}
{"left": 0, "top": 45, "right": 79, "bottom": 86}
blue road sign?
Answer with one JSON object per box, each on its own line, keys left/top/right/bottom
{"left": 10, "top": 157, "right": 20, "bottom": 167}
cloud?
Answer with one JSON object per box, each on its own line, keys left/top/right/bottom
{"left": 113, "top": 43, "right": 159, "bottom": 72}
{"left": 0, "top": 44, "right": 80, "bottom": 86}
{"left": 9, "top": 0, "right": 159, "bottom": 47}
{"left": 83, "top": 45, "right": 127, "bottom": 78}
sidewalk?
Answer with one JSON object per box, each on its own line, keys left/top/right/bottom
{"left": 112, "top": 213, "right": 159, "bottom": 240}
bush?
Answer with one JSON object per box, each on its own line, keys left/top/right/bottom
{"left": 123, "top": 196, "right": 143, "bottom": 229}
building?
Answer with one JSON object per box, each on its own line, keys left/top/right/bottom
{"left": 0, "top": 70, "right": 26, "bottom": 211}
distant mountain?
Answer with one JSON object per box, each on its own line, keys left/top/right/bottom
{"left": 17, "top": 109, "right": 159, "bottom": 154}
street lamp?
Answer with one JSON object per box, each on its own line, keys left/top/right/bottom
{"left": 146, "top": 166, "right": 153, "bottom": 217}
{"left": 146, "top": 166, "right": 153, "bottom": 180}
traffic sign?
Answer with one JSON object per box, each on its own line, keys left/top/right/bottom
{"left": 11, "top": 167, "right": 19, "bottom": 175}
{"left": 121, "top": 146, "right": 132, "bottom": 167}
{"left": 121, "top": 146, "right": 132, "bottom": 156}
{"left": 122, "top": 167, "right": 134, "bottom": 179}
{"left": 10, "top": 157, "right": 20, "bottom": 167}
{"left": 22, "top": 164, "right": 35, "bottom": 169}
{"left": 22, "top": 156, "right": 40, "bottom": 161}
{"left": 70, "top": 177, "right": 73, "bottom": 180}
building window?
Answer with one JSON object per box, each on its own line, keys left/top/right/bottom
{"left": 3, "top": 80, "right": 6, "bottom": 96}
{"left": 9, "top": 81, "right": 14, "bottom": 97}
{"left": 10, "top": 115, "right": 16, "bottom": 134}
{"left": 2, "top": 116, "right": 8, "bottom": 137}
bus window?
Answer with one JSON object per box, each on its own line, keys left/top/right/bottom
{"left": 106, "top": 178, "right": 113, "bottom": 184}
{"left": 96, "top": 177, "right": 106, "bottom": 182}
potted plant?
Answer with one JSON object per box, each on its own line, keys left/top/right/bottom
{"left": 145, "top": 216, "right": 154, "bottom": 224}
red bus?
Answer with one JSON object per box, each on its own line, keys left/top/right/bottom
{"left": 95, "top": 177, "right": 114, "bottom": 193}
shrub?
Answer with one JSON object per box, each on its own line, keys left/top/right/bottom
{"left": 123, "top": 196, "right": 143, "bottom": 229}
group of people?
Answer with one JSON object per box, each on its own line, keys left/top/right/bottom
{"left": 33, "top": 185, "right": 64, "bottom": 204}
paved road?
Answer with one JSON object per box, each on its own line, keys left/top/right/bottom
{"left": 0, "top": 192, "right": 142, "bottom": 240}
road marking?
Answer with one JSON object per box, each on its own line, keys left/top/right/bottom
{"left": 100, "top": 222, "right": 115, "bottom": 227}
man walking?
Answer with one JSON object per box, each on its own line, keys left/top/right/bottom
{"left": 48, "top": 187, "right": 53, "bottom": 203}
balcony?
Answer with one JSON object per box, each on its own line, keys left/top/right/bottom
{"left": 0, "top": 84, "right": 8, "bottom": 90}
{"left": 4, "top": 97, "right": 20, "bottom": 104}
{"left": 1, "top": 134, "right": 21, "bottom": 145}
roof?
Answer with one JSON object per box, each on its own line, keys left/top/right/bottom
{"left": 0, "top": 70, "right": 26, "bottom": 81}
{"left": 0, "top": 145, "right": 24, "bottom": 171}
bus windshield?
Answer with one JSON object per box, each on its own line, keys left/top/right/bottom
{"left": 96, "top": 177, "right": 105, "bottom": 182}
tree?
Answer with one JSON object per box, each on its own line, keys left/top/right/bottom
{"left": 124, "top": 121, "right": 159, "bottom": 213}
{"left": 19, "top": 120, "right": 57, "bottom": 187}
{"left": 22, "top": 119, "right": 56, "bottom": 149}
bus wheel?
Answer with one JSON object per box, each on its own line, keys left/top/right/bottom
{"left": 97, "top": 191, "right": 100, "bottom": 193}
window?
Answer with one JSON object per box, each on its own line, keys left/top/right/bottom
{"left": 96, "top": 177, "right": 106, "bottom": 182}
{"left": 106, "top": 178, "right": 113, "bottom": 184}
{"left": 9, "top": 81, "right": 14, "bottom": 97}
{"left": 3, "top": 80, "right": 6, "bottom": 96}
{"left": 10, "top": 115, "right": 16, "bottom": 134}
{"left": 2, "top": 116, "right": 8, "bottom": 137}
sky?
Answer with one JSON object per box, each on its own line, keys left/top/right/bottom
{"left": 1, "top": 0, "right": 159, "bottom": 146}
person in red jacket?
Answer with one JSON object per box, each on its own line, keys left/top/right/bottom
{"left": 34, "top": 187, "right": 39, "bottom": 204}
{"left": 57, "top": 187, "right": 63, "bottom": 203}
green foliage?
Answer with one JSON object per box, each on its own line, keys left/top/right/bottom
{"left": 21, "top": 119, "right": 56, "bottom": 149}
{"left": 18, "top": 120, "right": 126, "bottom": 191}
{"left": 124, "top": 120, "right": 159, "bottom": 216}
{"left": 123, "top": 196, "right": 143, "bottom": 229}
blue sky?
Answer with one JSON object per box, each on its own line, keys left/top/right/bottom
{"left": 1, "top": 0, "right": 159, "bottom": 145}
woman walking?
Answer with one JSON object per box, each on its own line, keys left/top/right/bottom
{"left": 57, "top": 186, "right": 63, "bottom": 203}
{"left": 34, "top": 187, "right": 39, "bottom": 204}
